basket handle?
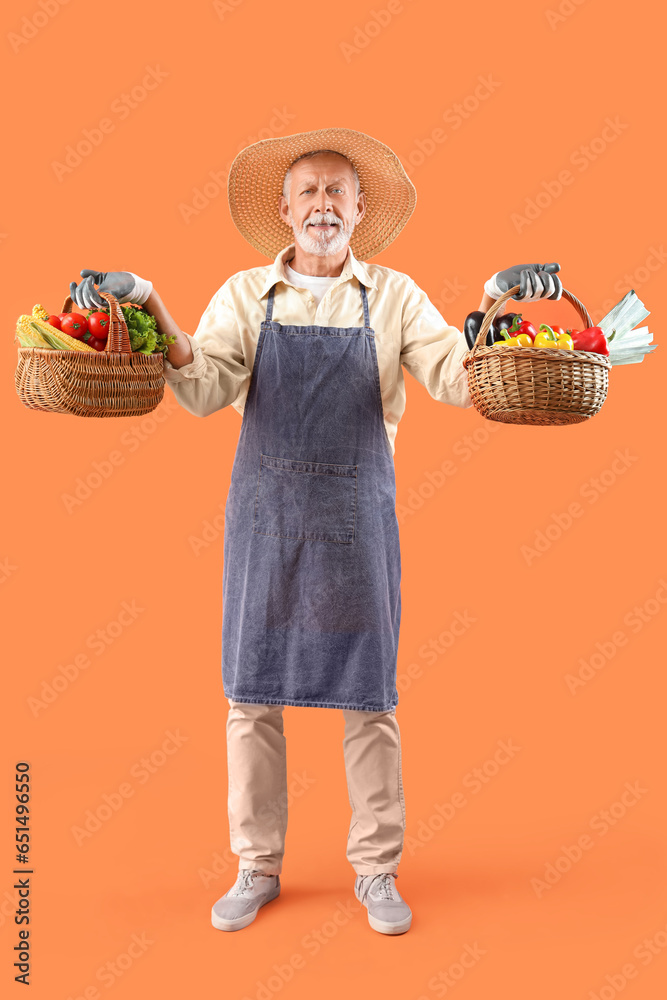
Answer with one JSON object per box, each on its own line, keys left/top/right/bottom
{"left": 60, "top": 291, "right": 132, "bottom": 353}
{"left": 470, "top": 286, "right": 595, "bottom": 352}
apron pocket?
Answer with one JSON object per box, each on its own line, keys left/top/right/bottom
{"left": 253, "top": 454, "right": 357, "bottom": 543}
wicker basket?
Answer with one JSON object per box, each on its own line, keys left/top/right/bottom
{"left": 461, "top": 285, "right": 611, "bottom": 425}
{"left": 15, "top": 291, "right": 165, "bottom": 417}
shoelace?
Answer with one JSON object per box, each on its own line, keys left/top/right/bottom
{"left": 229, "top": 869, "right": 266, "bottom": 896}
{"left": 358, "top": 873, "right": 397, "bottom": 905}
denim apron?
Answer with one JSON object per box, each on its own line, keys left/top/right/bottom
{"left": 221, "top": 277, "right": 401, "bottom": 712}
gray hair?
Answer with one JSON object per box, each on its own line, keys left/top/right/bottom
{"left": 282, "top": 149, "right": 361, "bottom": 204}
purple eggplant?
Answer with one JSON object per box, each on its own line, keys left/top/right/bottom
{"left": 464, "top": 311, "right": 498, "bottom": 349}
{"left": 493, "top": 312, "right": 519, "bottom": 341}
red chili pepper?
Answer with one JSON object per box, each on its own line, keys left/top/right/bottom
{"left": 568, "top": 326, "right": 609, "bottom": 356}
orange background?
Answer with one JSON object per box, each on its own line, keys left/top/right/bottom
{"left": 2, "top": 0, "right": 666, "bottom": 997}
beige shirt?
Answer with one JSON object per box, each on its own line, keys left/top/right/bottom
{"left": 163, "top": 242, "right": 473, "bottom": 456}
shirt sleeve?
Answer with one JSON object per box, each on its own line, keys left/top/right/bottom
{"left": 400, "top": 277, "right": 473, "bottom": 409}
{"left": 162, "top": 281, "right": 251, "bottom": 418}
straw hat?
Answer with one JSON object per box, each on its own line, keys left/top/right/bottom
{"left": 227, "top": 127, "right": 417, "bottom": 261}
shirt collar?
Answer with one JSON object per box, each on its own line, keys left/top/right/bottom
{"left": 259, "top": 242, "right": 377, "bottom": 298}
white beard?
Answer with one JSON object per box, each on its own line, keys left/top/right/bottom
{"left": 291, "top": 213, "right": 355, "bottom": 257}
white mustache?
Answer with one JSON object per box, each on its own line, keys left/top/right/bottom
{"left": 305, "top": 216, "right": 340, "bottom": 228}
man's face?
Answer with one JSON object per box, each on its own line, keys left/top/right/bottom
{"left": 278, "top": 152, "right": 366, "bottom": 257}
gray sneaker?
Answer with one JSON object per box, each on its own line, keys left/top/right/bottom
{"left": 211, "top": 869, "right": 281, "bottom": 931}
{"left": 354, "top": 872, "right": 412, "bottom": 935}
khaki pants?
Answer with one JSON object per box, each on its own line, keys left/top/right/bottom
{"left": 226, "top": 699, "right": 406, "bottom": 877}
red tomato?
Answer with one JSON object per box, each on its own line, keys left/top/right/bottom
{"left": 47, "top": 315, "right": 62, "bottom": 330}
{"left": 61, "top": 314, "right": 89, "bottom": 339}
{"left": 550, "top": 325, "right": 567, "bottom": 336}
{"left": 87, "top": 311, "right": 110, "bottom": 341}
{"left": 87, "top": 337, "right": 107, "bottom": 352}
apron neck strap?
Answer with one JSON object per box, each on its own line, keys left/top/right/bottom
{"left": 265, "top": 283, "right": 277, "bottom": 323}
{"left": 359, "top": 281, "right": 370, "bottom": 328}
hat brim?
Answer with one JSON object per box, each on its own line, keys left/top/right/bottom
{"left": 227, "top": 127, "right": 417, "bottom": 261}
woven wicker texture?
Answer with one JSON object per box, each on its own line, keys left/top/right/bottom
{"left": 227, "top": 127, "right": 417, "bottom": 260}
{"left": 462, "top": 286, "right": 611, "bottom": 425}
{"left": 15, "top": 291, "right": 165, "bottom": 418}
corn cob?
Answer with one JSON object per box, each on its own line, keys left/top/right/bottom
{"left": 29, "top": 316, "right": 97, "bottom": 353}
{"left": 16, "top": 328, "right": 50, "bottom": 348}
{"left": 32, "top": 304, "right": 50, "bottom": 321}
{"left": 16, "top": 314, "right": 51, "bottom": 348}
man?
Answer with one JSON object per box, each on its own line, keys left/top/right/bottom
{"left": 70, "top": 127, "right": 561, "bottom": 937}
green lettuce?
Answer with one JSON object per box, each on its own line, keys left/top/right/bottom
{"left": 87, "top": 303, "right": 176, "bottom": 356}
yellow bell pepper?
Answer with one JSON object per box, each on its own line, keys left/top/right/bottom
{"left": 535, "top": 324, "right": 573, "bottom": 349}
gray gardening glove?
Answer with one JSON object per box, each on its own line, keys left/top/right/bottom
{"left": 484, "top": 262, "right": 562, "bottom": 302}
{"left": 69, "top": 269, "right": 153, "bottom": 309}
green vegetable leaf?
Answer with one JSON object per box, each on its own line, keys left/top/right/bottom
{"left": 92, "top": 303, "right": 174, "bottom": 356}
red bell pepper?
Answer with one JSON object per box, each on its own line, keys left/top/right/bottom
{"left": 507, "top": 313, "right": 538, "bottom": 342}
{"left": 568, "top": 326, "right": 609, "bottom": 355}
